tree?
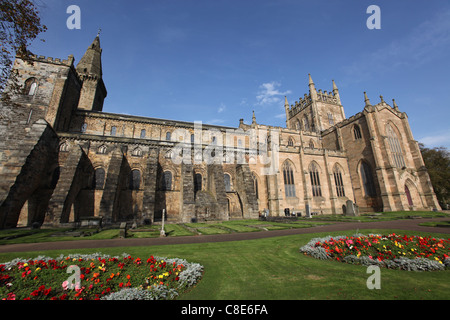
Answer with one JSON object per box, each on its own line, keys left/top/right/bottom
{"left": 0, "top": 0, "right": 47, "bottom": 102}
{"left": 419, "top": 143, "right": 450, "bottom": 209}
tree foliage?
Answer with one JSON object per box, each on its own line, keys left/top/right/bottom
{"left": 419, "top": 143, "right": 450, "bottom": 209}
{"left": 0, "top": 0, "right": 47, "bottom": 102}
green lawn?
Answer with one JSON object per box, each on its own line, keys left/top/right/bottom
{"left": 1, "top": 228, "right": 449, "bottom": 300}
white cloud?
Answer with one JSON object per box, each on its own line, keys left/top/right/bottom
{"left": 256, "top": 82, "right": 291, "bottom": 106}
{"left": 418, "top": 130, "right": 450, "bottom": 149}
{"left": 217, "top": 103, "right": 226, "bottom": 113}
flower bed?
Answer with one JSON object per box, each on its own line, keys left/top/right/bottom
{"left": 300, "top": 233, "right": 450, "bottom": 271}
{"left": 0, "top": 253, "right": 203, "bottom": 300}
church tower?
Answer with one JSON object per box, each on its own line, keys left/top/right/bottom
{"left": 76, "top": 34, "right": 107, "bottom": 112}
{"left": 286, "top": 75, "right": 346, "bottom": 132}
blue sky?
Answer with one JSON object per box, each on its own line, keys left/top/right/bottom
{"left": 30, "top": 0, "right": 450, "bottom": 149}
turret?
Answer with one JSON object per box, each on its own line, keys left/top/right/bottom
{"left": 76, "top": 34, "right": 107, "bottom": 112}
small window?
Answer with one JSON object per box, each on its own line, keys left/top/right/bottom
{"left": 288, "top": 137, "right": 294, "bottom": 147}
{"left": 111, "top": 126, "right": 117, "bottom": 136}
{"left": 132, "top": 148, "right": 143, "bottom": 157}
{"left": 98, "top": 145, "right": 107, "bottom": 154}
{"left": 191, "top": 134, "right": 195, "bottom": 144}
{"left": 166, "top": 132, "right": 172, "bottom": 141}
{"left": 59, "top": 143, "right": 69, "bottom": 152}
{"left": 303, "top": 116, "right": 310, "bottom": 131}
{"left": 252, "top": 173, "right": 259, "bottom": 200}
{"left": 140, "top": 129, "right": 146, "bottom": 139}
{"left": 309, "top": 140, "right": 315, "bottom": 149}
{"left": 81, "top": 123, "right": 87, "bottom": 133}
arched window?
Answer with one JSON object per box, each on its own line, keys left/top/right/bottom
{"left": 59, "top": 142, "right": 69, "bottom": 152}
{"left": 309, "top": 162, "right": 322, "bottom": 197}
{"left": 129, "top": 169, "right": 141, "bottom": 190}
{"left": 303, "top": 116, "right": 310, "bottom": 131}
{"left": 252, "top": 173, "right": 259, "bottom": 200}
{"left": 386, "top": 124, "right": 406, "bottom": 168}
{"left": 194, "top": 173, "right": 202, "bottom": 193}
{"left": 93, "top": 168, "right": 105, "bottom": 189}
{"left": 24, "top": 78, "right": 37, "bottom": 96}
{"left": 140, "top": 129, "right": 146, "bottom": 139}
{"left": 132, "top": 148, "right": 143, "bottom": 157}
{"left": 166, "top": 132, "right": 172, "bottom": 141}
{"left": 296, "top": 120, "right": 301, "bottom": 130}
{"left": 405, "top": 185, "right": 413, "bottom": 206}
{"left": 111, "top": 126, "right": 117, "bottom": 136}
{"left": 288, "top": 137, "right": 294, "bottom": 147}
{"left": 98, "top": 145, "right": 107, "bottom": 154}
{"left": 333, "top": 166, "right": 345, "bottom": 197}
{"left": 309, "top": 140, "right": 315, "bottom": 149}
{"left": 360, "top": 161, "right": 376, "bottom": 197}
{"left": 353, "top": 125, "right": 362, "bottom": 140}
{"left": 283, "top": 162, "right": 296, "bottom": 197}
{"left": 224, "top": 173, "right": 231, "bottom": 192}
{"left": 162, "top": 171, "right": 172, "bottom": 191}
{"left": 327, "top": 113, "right": 334, "bottom": 125}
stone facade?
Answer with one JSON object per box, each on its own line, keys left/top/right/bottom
{"left": 0, "top": 36, "right": 441, "bottom": 229}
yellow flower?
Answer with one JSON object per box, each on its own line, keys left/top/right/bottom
{"left": 35, "top": 267, "right": 41, "bottom": 272}
{"left": 24, "top": 263, "right": 28, "bottom": 267}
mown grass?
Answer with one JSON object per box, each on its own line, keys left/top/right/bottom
{"left": 0, "top": 228, "right": 448, "bottom": 300}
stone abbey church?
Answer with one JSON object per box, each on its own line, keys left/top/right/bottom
{"left": 0, "top": 35, "right": 441, "bottom": 229}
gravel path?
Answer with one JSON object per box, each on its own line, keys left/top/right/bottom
{"left": 0, "top": 218, "right": 449, "bottom": 254}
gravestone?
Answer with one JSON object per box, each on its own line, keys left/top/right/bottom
{"left": 345, "top": 200, "right": 359, "bottom": 216}
{"left": 119, "top": 222, "right": 127, "bottom": 238}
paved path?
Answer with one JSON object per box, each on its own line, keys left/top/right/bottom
{"left": 0, "top": 218, "right": 449, "bottom": 253}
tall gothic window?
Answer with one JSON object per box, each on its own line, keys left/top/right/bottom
{"left": 283, "top": 162, "right": 296, "bottom": 197}
{"left": 129, "top": 169, "right": 141, "bottom": 190}
{"left": 405, "top": 185, "right": 413, "bottom": 206}
{"left": 162, "top": 171, "right": 172, "bottom": 191}
{"left": 303, "top": 116, "right": 310, "bottom": 131}
{"left": 333, "top": 166, "right": 345, "bottom": 197}
{"left": 194, "top": 173, "right": 202, "bottom": 193}
{"left": 328, "top": 113, "right": 334, "bottom": 125}
{"left": 353, "top": 125, "right": 362, "bottom": 140}
{"left": 24, "top": 78, "right": 37, "bottom": 96}
{"left": 309, "top": 163, "right": 322, "bottom": 197}
{"left": 386, "top": 124, "right": 406, "bottom": 168}
{"left": 93, "top": 168, "right": 105, "bottom": 189}
{"left": 360, "top": 161, "right": 376, "bottom": 197}
{"left": 224, "top": 173, "right": 231, "bottom": 192}
{"left": 252, "top": 173, "right": 259, "bottom": 200}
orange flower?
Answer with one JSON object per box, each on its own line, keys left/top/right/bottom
{"left": 93, "top": 272, "right": 100, "bottom": 278}
{"left": 110, "top": 273, "right": 115, "bottom": 279}
{"left": 126, "top": 274, "right": 131, "bottom": 280}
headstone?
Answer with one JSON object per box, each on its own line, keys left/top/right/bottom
{"left": 305, "top": 204, "right": 311, "bottom": 218}
{"left": 119, "top": 222, "right": 127, "bottom": 238}
{"left": 345, "top": 200, "right": 359, "bottom": 216}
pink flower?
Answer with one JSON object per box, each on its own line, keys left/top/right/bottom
{"left": 62, "top": 281, "right": 69, "bottom": 290}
